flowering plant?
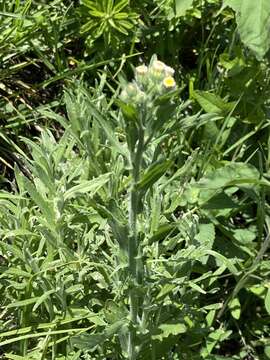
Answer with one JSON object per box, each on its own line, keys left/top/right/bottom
{"left": 120, "top": 56, "right": 176, "bottom": 105}
{"left": 116, "top": 56, "right": 179, "bottom": 359}
{"left": 117, "top": 56, "right": 179, "bottom": 154}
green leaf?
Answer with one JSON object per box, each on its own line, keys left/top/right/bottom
{"left": 148, "top": 223, "right": 178, "bottom": 245}
{"left": 183, "top": 162, "right": 260, "bottom": 207}
{"left": 206, "top": 250, "right": 238, "bottom": 274}
{"left": 3, "top": 229, "right": 34, "bottom": 239}
{"left": 195, "top": 222, "right": 215, "bottom": 246}
{"left": 64, "top": 173, "right": 111, "bottom": 201}
{"left": 4, "top": 355, "right": 30, "bottom": 360}
{"left": 265, "top": 288, "right": 270, "bottom": 315}
{"left": 228, "top": 297, "right": 241, "bottom": 319}
{"left": 195, "top": 222, "right": 215, "bottom": 264}
{"left": 248, "top": 285, "right": 266, "bottom": 299}
{"left": 32, "top": 289, "right": 57, "bottom": 312}
{"left": 0, "top": 267, "right": 31, "bottom": 279}
{"left": 71, "top": 320, "right": 126, "bottom": 349}
{"left": 202, "top": 191, "right": 238, "bottom": 209}
{"left": 224, "top": 0, "right": 270, "bottom": 59}
{"left": 7, "top": 296, "right": 41, "bottom": 308}
{"left": 188, "top": 281, "right": 206, "bottom": 294}
{"left": 23, "top": 176, "right": 55, "bottom": 226}
{"left": 137, "top": 160, "right": 172, "bottom": 191}
{"left": 86, "top": 99, "right": 129, "bottom": 158}
{"left": 152, "top": 322, "right": 187, "bottom": 341}
{"left": 174, "top": 0, "right": 194, "bottom": 17}
{"left": 265, "top": 345, "right": 270, "bottom": 359}
{"left": 156, "top": 284, "right": 176, "bottom": 300}
{"left": 193, "top": 90, "right": 236, "bottom": 114}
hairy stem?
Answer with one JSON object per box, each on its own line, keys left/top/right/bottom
{"left": 128, "top": 125, "right": 144, "bottom": 360}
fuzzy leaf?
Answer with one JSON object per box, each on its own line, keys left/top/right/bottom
{"left": 64, "top": 173, "right": 111, "bottom": 201}
{"left": 137, "top": 160, "right": 172, "bottom": 191}
{"left": 71, "top": 320, "right": 126, "bottom": 349}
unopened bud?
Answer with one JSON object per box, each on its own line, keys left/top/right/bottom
{"left": 152, "top": 60, "right": 166, "bottom": 72}
{"left": 135, "top": 65, "right": 148, "bottom": 76}
{"left": 165, "top": 65, "right": 175, "bottom": 76}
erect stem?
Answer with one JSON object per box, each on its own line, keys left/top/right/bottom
{"left": 128, "top": 125, "right": 144, "bottom": 360}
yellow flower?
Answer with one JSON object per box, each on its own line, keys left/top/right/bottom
{"left": 163, "top": 76, "right": 176, "bottom": 88}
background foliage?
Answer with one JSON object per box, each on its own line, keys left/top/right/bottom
{"left": 1, "top": 0, "right": 270, "bottom": 359}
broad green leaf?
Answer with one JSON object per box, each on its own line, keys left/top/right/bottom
{"left": 193, "top": 90, "right": 236, "bottom": 114}
{"left": 104, "top": 300, "right": 128, "bottom": 324}
{"left": 265, "top": 288, "right": 270, "bottom": 315}
{"left": 195, "top": 222, "right": 215, "bottom": 246}
{"left": 224, "top": 0, "right": 270, "bottom": 59}
{"left": 228, "top": 297, "right": 241, "bottom": 319}
{"left": 152, "top": 322, "right": 187, "bottom": 341}
{"left": 195, "top": 222, "right": 215, "bottom": 264}
{"left": 206, "top": 309, "right": 216, "bottom": 327}
{"left": 205, "top": 329, "right": 232, "bottom": 354}
{"left": 183, "top": 162, "right": 260, "bottom": 207}
{"left": 248, "top": 285, "right": 266, "bottom": 299}
{"left": 197, "top": 163, "right": 260, "bottom": 190}
{"left": 265, "top": 345, "right": 270, "bottom": 359}
{"left": 233, "top": 228, "right": 256, "bottom": 243}
{"left": 64, "top": 173, "right": 111, "bottom": 201}
{"left": 188, "top": 281, "right": 206, "bottom": 294}
{"left": 202, "top": 191, "right": 238, "bottom": 209}
{"left": 174, "top": 0, "right": 194, "bottom": 17}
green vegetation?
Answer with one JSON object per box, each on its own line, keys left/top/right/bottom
{"left": 1, "top": 0, "right": 270, "bottom": 359}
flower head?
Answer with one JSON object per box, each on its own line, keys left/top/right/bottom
{"left": 120, "top": 57, "right": 176, "bottom": 105}
{"left": 135, "top": 65, "right": 148, "bottom": 76}
{"left": 165, "top": 65, "right": 175, "bottom": 76}
{"left": 152, "top": 60, "right": 166, "bottom": 72}
{"left": 126, "top": 83, "right": 139, "bottom": 96}
{"left": 163, "top": 76, "right": 176, "bottom": 89}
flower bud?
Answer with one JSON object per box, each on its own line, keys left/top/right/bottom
{"left": 165, "top": 65, "right": 175, "bottom": 76}
{"left": 135, "top": 65, "right": 148, "bottom": 76}
{"left": 149, "top": 60, "right": 167, "bottom": 82}
{"left": 119, "top": 89, "right": 129, "bottom": 102}
{"left": 126, "top": 83, "right": 139, "bottom": 97}
{"left": 152, "top": 60, "right": 166, "bottom": 72}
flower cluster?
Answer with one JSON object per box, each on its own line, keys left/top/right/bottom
{"left": 120, "top": 57, "right": 176, "bottom": 105}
